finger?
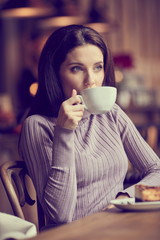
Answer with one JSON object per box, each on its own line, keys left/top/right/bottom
{"left": 60, "top": 100, "right": 83, "bottom": 117}
{"left": 102, "top": 204, "right": 115, "bottom": 211}
{"left": 71, "top": 89, "right": 77, "bottom": 97}
{"left": 67, "top": 95, "right": 82, "bottom": 105}
{"left": 71, "top": 111, "right": 84, "bottom": 118}
{"left": 68, "top": 116, "right": 84, "bottom": 127}
{"left": 72, "top": 103, "right": 84, "bottom": 112}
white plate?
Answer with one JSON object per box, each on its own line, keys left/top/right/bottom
{"left": 110, "top": 198, "right": 160, "bottom": 211}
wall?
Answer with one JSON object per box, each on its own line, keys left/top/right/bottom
{"left": 105, "top": 0, "right": 160, "bottom": 94}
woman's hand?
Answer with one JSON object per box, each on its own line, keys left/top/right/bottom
{"left": 102, "top": 193, "right": 130, "bottom": 211}
{"left": 56, "top": 89, "right": 84, "bottom": 130}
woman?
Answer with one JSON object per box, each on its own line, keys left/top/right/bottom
{"left": 19, "top": 25, "right": 160, "bottom": 227}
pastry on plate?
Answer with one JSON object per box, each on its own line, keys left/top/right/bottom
{"left": 135, "top": 184, "right": 160, "bottom": 202}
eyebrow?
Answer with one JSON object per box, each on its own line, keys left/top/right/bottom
{"left": 67, "top": 62, "right": 83, "bottom": 66}
{"left": 67, "top": 61, "right": 103, "bottom": 66}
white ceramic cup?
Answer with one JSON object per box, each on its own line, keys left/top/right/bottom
{"left": 78, "top": 86, "right": 117, "bottom": 114}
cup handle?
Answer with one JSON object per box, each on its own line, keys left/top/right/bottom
{"left": 77, "top": 95, "right": 88, "bottom": 110}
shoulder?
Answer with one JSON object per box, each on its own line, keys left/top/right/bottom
{"left": 110, "top": 103, "right": 125, "bottom": 117}
{"left": 95, "top": 104, "right": 134, "bottom": 134}
{"left": 86, "top": 104, "right": 124, "bottom": 131}
{"left": 107, "top": 104, "right": 137, "bottom": 136}
{"left": 108, "top": 103, "right": 132, "bottom": 124}
{"left": 95, "top": 103, "right": 127, "bottom": 123}
{"left": 21, "top": 114, "right": 56, "bottom": 137}
{"left": 23, "top": 114, "right": 56, "bottom": 126}
{"left": 19, "top": 115, "right": 57, "bottom": 154}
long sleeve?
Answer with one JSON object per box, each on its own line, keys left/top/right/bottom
{"left": 19, "top": 115, "right": 77, "bottom": 224}
{"left": 113, "top": 105, "right": 160, "bottom": 196}
{"left": 19, "top": 105, "right": 160, "bottom": 225}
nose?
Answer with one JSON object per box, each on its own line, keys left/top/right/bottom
{"left": 84, "top": 70, "right": 96, "bottom": 88}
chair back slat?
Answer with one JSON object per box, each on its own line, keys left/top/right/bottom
{"left": 0, "top": 161, "right": 25, "bottom": 219}
{"left": 0, "top": 160, "right": 45, "bottom": 231}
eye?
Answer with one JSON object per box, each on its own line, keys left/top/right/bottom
{"left": 94, "top": 64, "right": 103, "bottom": 72}
{"left": 70, "top": 66, "right": 83, "bottom": 73}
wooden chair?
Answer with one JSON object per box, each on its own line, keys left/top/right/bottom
{"left": 0, "top": 160, "right": 45, "bottom": 231}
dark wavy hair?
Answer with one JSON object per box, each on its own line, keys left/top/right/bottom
{"left": 29, "top": 24, "right": 115, "bottom": 117}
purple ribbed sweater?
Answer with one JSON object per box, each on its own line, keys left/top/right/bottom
{"left": 19, "top": 104, "right": 160, "bottom": 225}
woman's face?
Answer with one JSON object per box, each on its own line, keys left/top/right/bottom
{"left": 59, "top": 44, "right": 104, "bottom": 99}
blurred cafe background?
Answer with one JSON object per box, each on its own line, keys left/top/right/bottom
{"left": 0, "top": 0, "right": 160, "bottom": 222}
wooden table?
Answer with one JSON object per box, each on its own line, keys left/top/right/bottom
{"left": 26, "top": 208, "right": 160, "bottom": 240}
